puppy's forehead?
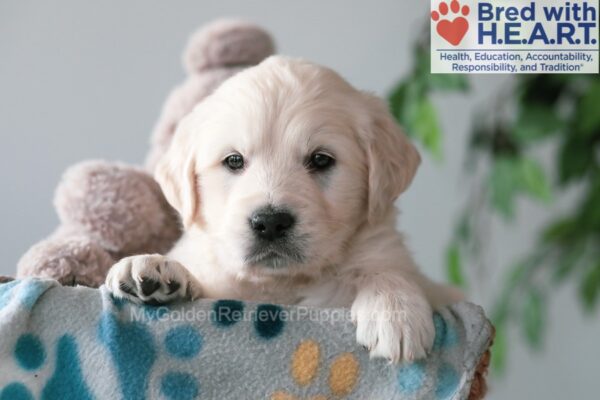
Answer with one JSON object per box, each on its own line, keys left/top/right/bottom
{"left": 210, "top": 57, "right": 363, "bottom": 149}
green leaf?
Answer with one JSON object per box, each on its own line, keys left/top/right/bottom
{"left": 519, "top": 75, "right": 566, "bottom": 106}
{"left": 414, "top": 47, "right": 435, "bottom": 85}
{"left": 488, "top": 157, "right": 520, "bottom": 218}
{"left": 552, "top": 244, "right": 584, "bottom": 283}
{"left": 578, "top": 178, "right": 600, "bottom": 231}
{"left": 388, "top": 82, "right": 408, "bottom": 124}
{"left": 575, "top": 80, "right": 600, "bottom": 137}
{"left": 542, "top": 217, "right": 580, "bottom": 244}
{"left": 388, "top": 81, "right": 426, "bottom": 139}
{"left": 446, "top": 244, "right": 466, "bottom": 287}
{"left": 507, "top": 262, "right": 531, "bottom": 287}
{"left": 429, "top": 74, "right": 469, "bottom": 91}
{"left": 579, "top": 261, "right": 600, "bottom": 312}
{"left": 411, "top": 97, "right": 442, "bottom": 159}
{"left": 457, "top": 214, "right": 471, "bottom": 241}
{"left": 491, "top": 324, "right": 507, "bottom": 374}
{"left": 518, "top": 158, "right": 552, "bottom": 202}
{"left": 521, "top": 289, "right": 545, "bottom": 349}
{"left": 489, "top": 157, "right": 552, "bottom": 218}
{"left": 513, "top": 104, "right": 562, "bottom": 142}
{"left": 558, "top": 136, "right": 594, "bottom": 184}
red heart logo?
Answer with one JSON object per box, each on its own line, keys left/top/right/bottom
{"left": 436, "top": 17, "right": 469, "bottom": 46}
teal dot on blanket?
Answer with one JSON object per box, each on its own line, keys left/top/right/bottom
{"left": 433, "top": 313, "right": 458, "bottom": 350}
{"left": 14, "top": 334, "right": 46, "bottom": 370}
{"left": 18, "top": 280, "right": 50, "bottom": 309}
{"left": 41, "top": 335, "right": 93, "bottom": 400}
{"left": 165, "top": 326, "right": 203, "bottom": 359}
{"left": 433, "top": 313, "right": 446, "bottom": 349}
{"left": 435, "top": 362, "right": 460, "bottom": 399}
{"left": 254, "top": 304, "right": 285, "bottom": 339}
{"left": 98, "top": 312, "right": 157, "bottom": 400}
{"left": 0, "top": 280, "right": 20, "bottom": 310}
{"left": 0, "top": 382, "right": 34, "bottom": 400}
{"left": 212, "top": 300, "right": 245, "bottom": 327}
{"left": 160, "top": 372, "right": 199, "bottom": 400}
{"left": 397, "top": 361, "right": 426, "bottom": 394}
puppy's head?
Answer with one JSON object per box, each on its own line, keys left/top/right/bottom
{"left": 156, "top": 56, "right": 420, "bottom": 278}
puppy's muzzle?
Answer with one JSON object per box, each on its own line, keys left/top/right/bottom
{"left": 249, "top": 206, "right": 296, "bottom": 241}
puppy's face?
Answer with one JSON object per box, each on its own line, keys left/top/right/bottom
{"left": 156, "top": 57, "right": 420, "bottom": 279}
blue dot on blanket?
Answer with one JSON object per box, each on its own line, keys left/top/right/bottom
{"left": 160, "top": 372, "right": 199, "bottom": 400}
{"left": 0, "top": 280, "right": 20, "bottom": 310}
{"left": 165, "top": 326, "right": 203, "bottom": 359}
{"left": 41, "top": 335, "right": 93, "bottom": 400}
{"left": 433, "top": 313, "right": 458, "bottom": 350}
{"left": 397, "top": 361, "right": 426, "bottom": 394}
{"left": 14, "top": 333, "right": 46, "bottom": 370}
{"left": 98, "top": 312, "right": 156, "bottom": 400}
{"left": 435, "top": 362, "right": 460, "bottom": 399}
{"left": 212, "top": 300, "right": 244, "bottom": 327}
{"left": 433, "top": 313, "right": 446, "bottom": 349}
{"left": 0, "top": 382, "right": 34, "bottom": 400}
{"left": 254, "top": 304, "right": 285, "bottom": 339}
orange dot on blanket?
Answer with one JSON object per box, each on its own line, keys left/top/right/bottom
{"left": 328, "top": 353, "right": 359, "bottom": 396}
{"left": 291, "top": 340, "right": 321, "bottom": 386}
{"left": 270, "top": 391, "right": 298, "bottom": 400}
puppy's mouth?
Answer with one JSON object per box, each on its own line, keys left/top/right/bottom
{"left": 244, "top": 242, "right": 306, "bottom": 269}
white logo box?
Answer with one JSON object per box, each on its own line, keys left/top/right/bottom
{"left": 430, "top": 0, "right": 599, "bottom": 73}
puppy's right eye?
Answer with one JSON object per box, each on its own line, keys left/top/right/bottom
{"left": 223, "top": 153, "right": 244, "bottom": 171}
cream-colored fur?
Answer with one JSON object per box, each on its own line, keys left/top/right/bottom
{"left": 106, "top": 56, "right": 462, "bottom": 362}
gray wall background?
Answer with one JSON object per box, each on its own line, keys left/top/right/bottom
{"left": 1, "top": 1, "right": 598, "bottom": 398}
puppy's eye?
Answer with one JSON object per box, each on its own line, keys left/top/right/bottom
{"left": 223, "top": 153, "right": 244, "bottom": 171}
{"left": 306, "top": 152, "right": 335, "bottom": 172}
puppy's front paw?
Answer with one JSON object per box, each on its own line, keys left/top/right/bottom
{"left": 105, "top": 254, "right": 201, "bottom": 305}
{"left": 351, "top": 291, "right": 435, "bottom": 363}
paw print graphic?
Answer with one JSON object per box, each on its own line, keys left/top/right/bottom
{"left": 270, "top": 340, "right": 360, "bottom": 400}
{"left": 431, "top": 0, "right": 470, "bottom": 46}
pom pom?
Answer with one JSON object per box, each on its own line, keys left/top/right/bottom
{"left": 183, "top": 18, "right": 275, "bottom": 74}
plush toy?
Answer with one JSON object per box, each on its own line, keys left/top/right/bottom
{"left": 16, "top": 19, "right": 276, "bottom": 287}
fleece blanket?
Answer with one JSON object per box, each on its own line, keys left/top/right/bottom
{"left": 0, "top": 278, "right": 492, "bottom": 400}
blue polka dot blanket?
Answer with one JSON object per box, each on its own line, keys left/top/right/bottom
{"left": 0, "top": 278, "right": 493, "bottom": 400}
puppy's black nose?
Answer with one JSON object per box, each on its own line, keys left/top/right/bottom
{"left": 250, "top": 207, "right": 295, "bottom": 241}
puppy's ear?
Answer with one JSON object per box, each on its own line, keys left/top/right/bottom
{"left": 155, "top": 117, "right": 200, "bottom": 229}
{"left": 361, "top": 95, "right": 421, "bottom": 223}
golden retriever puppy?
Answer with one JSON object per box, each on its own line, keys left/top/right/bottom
{"left": 106, "top": 56, "right": 462, "bottom": 362}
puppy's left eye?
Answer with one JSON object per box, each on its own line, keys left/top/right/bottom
{"left": 223, "top": 153, "right": 245, "bottom": 171}
{"left": 306, "top": 152, "right": 335, "bottom": 172}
